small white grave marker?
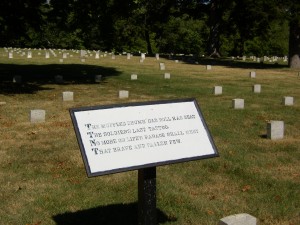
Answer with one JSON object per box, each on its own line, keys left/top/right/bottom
{"left": 119, "top": 90, "right": 129, "bottom": 98}
{"left": 155, "top": 53, "right": 159, "bottom": 60}
{"left": 13, "top": 76, "right": 22, "bottom": 83}
{"left": 30, "top": 109, "right": 46, "bottom": 123}
{"left": 8, "top": 52, "right": 13, "bottom": 59}
{"left": 249, "top": 71, "right": 256, "bottom": 78}
{"left": 27, "top": 51, "right": 32, "bottom": 58}
{"left": 94, "top": 75, "right": 102, "bottom": 83}
{"left": 127, "top": 53, "right": 131, "bottom": 59}
{"left": 232, "top": 99, "right": 244, "bottom": 109}
{"left": 81, "top": 58, "right": 86, "bottom": 63}
{"left": 253, "top": 84, "right": 261, "bottom": 93}
{"left": 45, "top": 52, "right": 50, "bottom": 59}
{"left": 206, "top": 65, "right": 212, "bottom": 70}
{"left": 131, "top": 74, "right": 138, "bottom": 80}
{"left": 59, "top": 59, "right": 64, "bottom": 63}
{"left": 219, "top": 213, "right": 257, "bottom": 225}
{"left": 55, "top": 75, "right": 64, "bottom": 83}
{"left": 164, "top": 73, "right": 171, "bottom": 79}
{"left": 267, "top": 121, "right": 284, "bottom": 140}
{"left": 282, "top": 96, "right": 294, "bottom": 106}
{"left": 62, "top": 91, "right": 74, "bottom": 101}
{"left": 159, "top": 63, "right": 165, "bottom": 70}
{"left": 214, "top": 86, "right": 222, "bottom": 95}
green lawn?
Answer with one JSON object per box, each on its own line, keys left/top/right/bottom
{"left": 0, "top": 49, "right": 299, "bottom": 225}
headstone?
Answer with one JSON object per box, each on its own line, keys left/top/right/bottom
{"left": 112, "top": 55, "right": 116, "bottom": 60}
{"left": 59, "top": 59, "right": 63, "bottom": 63}
{"left": 249, "top": 71, "right": 256, "bottom": 78}
{"left": 282, "top": 96, "right": 294, "bottom": 106}
{"left": 94, "top": 75, "right": 102, "bottom": 83}
{"left": 30, "top": 109, "right": 46, "bottom": 123}
{"left": 8, "top": 52, "right": 13, "bottom": 59}
{"left": 242, "top": 56, "right": 246, "bottom": 61}
{"left": 267, "top": 121, "right": 284, "bottom": 140}
{"left": 206, "top": 65, "right": 212, "bottom": 70}
{"left": 175, "top": 60, "right": 179, "bottom": 63}
{"left": 45, "top": 51, "right": 50, "bottom": 59}
{"left": 219, "top": 213, "right": 257, "bottom": 225}
{"left": 119, "top": 90, "right": 129, "bottom": 98}
{"left": 232, "top": 99, "right": 244, "bottom": 109}
{"left": 213, "top": 86, "right": 222, "bottom": 95}
{"left": 131, "top": 74, "right": 138, "bottom": 80}
{"left": 13, "top": 76, "right": 22, "bottom": 83}
{"left": 80, "top": 50, "right": 86, "bottom": 58}
{"left": 62, "top": 91, "right": 74, "bottom": 101}
{"left": 155, "top": 53, "right": 159, "bottom": 60}
{"left": 127, "top": 53, "right": 131, "bottom": 60}
{"left": 164, "top": 73, "right": 171, "bottom": 79}
{"left": 159, "top": 63, "right": 165, "bottom": 70}
{"left": 55, "top": 75, "right": 64, "bottom": 84}
{"left": 27, "top": 51, "right": 32, "bottom": 58}
{"left": 95, "top": 52, "right": 100, "bottom": 59}
{"left": 253, "top": 84, "right": 261, "bottom": 93}
{"left": 81, "top": 58, "right": 86, "bottom": 63}
{"left": 63, "top": 53, "right": 67, "bottom": 59}
{"left": 141, "top": 53, "right": 146, "bottom": 60}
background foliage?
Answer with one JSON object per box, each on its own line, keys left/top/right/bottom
{"left": 0, "top": 0, "right": 296, "bottom": 57}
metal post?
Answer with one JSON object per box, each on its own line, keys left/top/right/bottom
{"left": 138, "top": 167, "right": 157, "bottom": 225}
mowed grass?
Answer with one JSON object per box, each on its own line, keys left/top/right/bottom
{"left": 0, "top": 49, "right": 299, "bottom": 225}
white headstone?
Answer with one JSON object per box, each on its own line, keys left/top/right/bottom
{"left": 141, "top": 53, "right": 146, "bottom": 60}
{"left": 219, "top": 213, "right": 257, "bottom": 225}
{"left": 13, "top": 76, "right": 22, "bottom": 83}
{"left": 62, "top": 91, "right": 74, "bottom": 101}
{"left": 232, "top": 99, "right": 244, "bottom": 109}
{"left": 8, "top": 52, "right": 13, "bottom": 59}
{"left": 95, "top": 75, "right": 102, "bottom": 83}
{"left": 80, "top": 50, "right": 86, "bottom": 58}
{"left": 55, "top": 75, "right": 64, "bottom": 83}
{"left": 242, "top": 56, "right": 246, "bottom": 61}
{"left": 63, "top": 53, "right": 67, "bottom": 59}
{"left": 282, "top": 96, "right": 294, "bottom": 106}
{"left": 267, "top": 121, "right": 284, "bottom": 140}
{"left": 81, "top": 58, "right": 86, "bottom": 63}
{"left": 206, "top": 65, "right": 212, "bottom": 70}
{"left": 27, "top": 51, "right": 32, "bottom": 58}
{"left": 45, "top": 51, "right": 50, "bottom": 59}
{"left": 30, "top": 109, "right": 46, "bottom": 123}
{"left": 131, "top": 74, "right": 138, "bottom": 80}
{"left": 214, "top": 86, "right": 222, "bottom": 95}
{"left": 59, "top": 59, "right": 64, "bottom": 63}
{"left": 112, "top": 55, "right": 116, "bottom": 60}
{"left": 159, "top": 63, "right": 165, "bottom": 70}
{"left": 164, "top": 73, "right": 171, "bottom": 79}
{"left": 253, "top": 84, "right": 261, "bottom": 93}
{"left": 95, "top": 52, "right": 99, "bottom": 59}
{"left": 249, "top": 71, "right": 256, "bottom": 78}
{"left": 155, "top": 53, "right": 159, "bottom": 60}
{"left": 127, "top": 53, "right": 131, "bottom": 59}
{"left": 119, "top": 90, "right": 129, "bottom": 98}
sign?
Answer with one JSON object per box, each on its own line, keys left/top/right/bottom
{"left": 70, "top": 99, "right": 218, "bottom": 177}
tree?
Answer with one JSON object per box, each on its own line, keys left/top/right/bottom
{"left": 287, "top": 1, "right": 300, "bottom": 68}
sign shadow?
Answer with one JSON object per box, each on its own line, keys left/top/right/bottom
{"left": 52, "top": 202, "right": 176, "bottom": 225}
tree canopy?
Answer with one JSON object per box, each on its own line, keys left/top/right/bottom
{"left": 0, "top": 0, "right": 299, "bottom": 66}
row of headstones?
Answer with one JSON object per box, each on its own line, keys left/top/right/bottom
{"left": 230, "top": 55, "right": 288, "bottom": 62}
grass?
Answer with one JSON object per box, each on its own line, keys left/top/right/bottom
{"left": 0, "top": 48, "right": 299, "bottom": 225}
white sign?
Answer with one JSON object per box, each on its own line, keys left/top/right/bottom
{"left": 70, "top": 99, "right": 218, "bottom": 177}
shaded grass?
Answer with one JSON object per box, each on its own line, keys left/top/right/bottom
{"left": 0, "top": 48, "right": 299, "bottom": 224}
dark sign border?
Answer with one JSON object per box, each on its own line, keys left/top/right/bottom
{"left": 69, "top": 98, "right": 219, "bottom": 177}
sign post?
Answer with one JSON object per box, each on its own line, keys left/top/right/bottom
{"left": 70, "top": 98, "right": 219, "bottom": 224}
{"left": 138, "top": 167, "right": 156, "bottom": 225}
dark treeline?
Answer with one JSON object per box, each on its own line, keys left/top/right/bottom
{"left": 0, "top": 0, "right": 299, "bottom": 67}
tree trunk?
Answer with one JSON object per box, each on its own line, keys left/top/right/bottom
{"left": 288, "top": 20, "right": 300, "bottom": 68}
{"left": 207, "top": 0, "right": 221, "bottom": 57}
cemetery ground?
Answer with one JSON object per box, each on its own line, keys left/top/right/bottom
{"left": 0, "top": 49, "right": 299, "bottom": 225}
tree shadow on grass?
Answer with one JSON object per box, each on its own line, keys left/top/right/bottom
{"left": 0, "top": 63, "right": 121, "bottom": 95}
{"left": 161, "top": 54, "right": 289, "bottom": 69}
{"left": 52, "top": 202, "right": 176, "bottom": 225}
